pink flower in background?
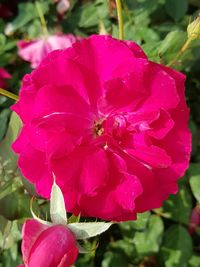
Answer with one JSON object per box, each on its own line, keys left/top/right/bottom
{"left": 189, "top": 206, "right": 200, "bottom": 234}
{"left": 12, "top": 35, "right": 191, "bottom": 221}
{"left": 21, "top": 219, "right": 78, "bottom": 267}
{"left": 0, "top": 67, "right": 11, "bottom": 88}
{"left": 17, "top": 34, "right": 79, "bottom": 68}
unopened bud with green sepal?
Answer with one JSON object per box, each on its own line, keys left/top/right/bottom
{"left": 187, "top": 14, "right": 200, "bottom": 40}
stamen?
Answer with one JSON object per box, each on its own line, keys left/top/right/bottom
{"left": 94, "top": 121, "right": 104, "bottom": 136}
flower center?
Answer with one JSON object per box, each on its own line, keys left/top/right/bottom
{"left": 93, "top": 114, "right": 128, "bottom": 140}
{"left": 94, "top": 121, "right": 104, "bottom": 136}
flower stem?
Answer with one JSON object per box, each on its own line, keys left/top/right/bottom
{"left": 167, "top": 38, "right": 192, "bottom": 67}
{"left": 0, "top": 88, "right": 19, "bottom": 101}
{"left": 35, "top": 1, "right": 49, "bottom": 38}
{"left": 115, "top": 0, "right": 124, "bottom": 40}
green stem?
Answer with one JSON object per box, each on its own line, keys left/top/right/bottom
{"left": 115, "top": 0, "right": 124, "bottom": 40}
{"left": 167, "top": 38, "right": 192, "bottom": 67}
{"left": 35, "top": 1, "right": 49, "bottom": 38}
{"left": 0, "top": 88, "right": 18, "bottom": 101}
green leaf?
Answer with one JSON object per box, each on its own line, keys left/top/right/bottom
{"left": 0, "top": 109, "right": 11, "bottom": 142}
{"left": 0, "top": 177, "right": 22, "bottom": 201}
{"left": 30, "top": 198, "right": 52, "bottom": 226}
{"left": 126, "top": 0, "right": 160, "bottom": 16}
{"left": 133, "top": 215, "right": 164, "bottom": 256}
{"left": 102, "top": 251, "right": 129, "bottom": 267}
{"left": 189, "top": 254, "right": 200, "bottom": 267}
{"left": 189, "top": 120, "right": 198, "bottom": 156}
{"left": 110, "top": 239, "right": 136, "bottom": 260}
{"left": 0, "top": 33, "right": 6, "bottom": 48}
{"left": 188, "top": 163, "right": 200, "bottom": 203}
{"left": 165, "top": 0, "right": 188, "bottom": 21}
{"left": 0, "top": 220, "right": 21, "bottom": 250}
{"left": 5, "top": 3, "right": 36, "bottom": 34}
{"left": 158, "top": 225, "right": 193, "bottom": 267}
{"left": 68, "top": 222, "right": 112, "bottom": 240}
{"left": 157, "top": 181, "right": 192, "bottom": 224}
{"left": 0, "top": 112, "right": 21, "bottom": 172}
{"left": 119, "top": 212, "right": 150, "bottom": 237}
{"left": 0, "top": 189, "right": 31, "bottom": 220}
{"left": 0, "top": 245, "right": 22, "bottom": 267}
{"left": 96, "top": 0, "right": 109, "bottom": 20}
{"left": 158, "top": 31, "right": 187, "bottom": 56}
{"left": 68, "top": 213, "right": 81, "bottom": 224}
{"left": 50, "top": 177, "right": 67, "bottom": 225}
{"left": 78, "top": 3, "right": 98, "bottom": 28}
{"left": 142, "top": 41, "right": 161, "bottom": 62}
{"left": 5, "top": 2, "right": 49, "bottom": 34}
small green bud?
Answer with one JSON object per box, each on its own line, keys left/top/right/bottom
{"left": 187, "top": 14, "right": 200, "bottom": 40}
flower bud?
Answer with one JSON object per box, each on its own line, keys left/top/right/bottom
{"left": 56, "top": 0, "right": 70, "bottom": 15}
{"left": 188, "top": 206, "right": 200, "bottom": 234}
{"left": 21, "top": 219, "right": 78, "bottom": 267}
{"left": 187, "top": 14, "right": 200, "bottom": 40}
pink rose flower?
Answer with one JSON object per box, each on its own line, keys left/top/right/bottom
{"left": 17, "top": 34, "right": 79, "bottom": 68}
{"left": 0, "top": 67, "right": 11, "bottom": 88}
{"left": 12, "top": 35, "right": 191, "bottom": 221}
{"left": 21, "top": 219, "right": 78, "bottom": 267}
{"left": 188, "top": 206, "right": 200, "bottom": 234}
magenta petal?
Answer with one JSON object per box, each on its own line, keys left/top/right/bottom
{"left": 138, "top": 62, "right": 180, "bottom": 112}
{"left": 70, "top": 35, "right": 139, "bottom": 82}
{"left": 148, "top": 109, "right": 174, "bottom": 139}
{"left": 22, "top": 219, "right": 49, "bottom": 265}
{"left": 32, "top": 56, "right": 102, "bottom": 107}
{"left": 127, "top": 145, "right": 172, "bottom": 168}
{"left": 28, "top": 225, "right": 78, "bottom": 267}
{"left": 57, "top": 249, "right": 78, "bottom": 267}
{"left": 123, "top": 40, "right": 147, "bottom": 59}
{"left": 78, "top": 152, "right": 142, "bottom": 221}
{"left": 113, "top": 172, "right": 143, "bottom": 211}
{"left": 80, "top": 148, "right": 109, "bottom": 195}
{"left": 13, "top": 130, "right": 53, "bottom": 198}
{"left": 33, "top": 84, "right": 91, "bottom": 119}
{"left": 11, "top": 75, "right": 38, "bottom": 123}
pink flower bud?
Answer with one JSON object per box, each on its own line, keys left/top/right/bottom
{"left": 0, "top": 67, "right": 11, "bottom": 88}
{"left": 188, "top": 206, "right": 200, "bottom": 234}
{"left": 56, "top": 0, "right": 70, "bottom": 15}
{"left": 21, "top": 219, "right": 78, "bottom": 267}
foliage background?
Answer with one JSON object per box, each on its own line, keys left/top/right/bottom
{"left": 0, "top": 0, "right": 200, "bottom": 266}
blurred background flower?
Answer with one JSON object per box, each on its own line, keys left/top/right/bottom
{"left": 0, "top": 67, "right": 11, "bottom": 88}
{"left": 18, "top": 34, "right": 80, "bottom": 68}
